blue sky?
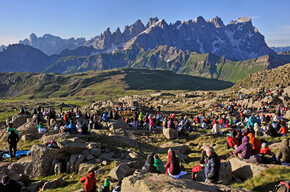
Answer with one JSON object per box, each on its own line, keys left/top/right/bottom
{"left": 0, "top": 0, "right": 289, "bottom": 47}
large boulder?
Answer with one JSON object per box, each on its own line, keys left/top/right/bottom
{"left": 21, "top": 133, "right": 43, "bottom": 141}
{"left": 229, "top": 158, "right": 273, "bottom": 181}
{"left": 12, "top": 114, "right": 32, "bottom": 128}
{"left": 0, "top": 168, "right": 20, "bottom": 181}
{"left": 30, "top": 144, "right": 62, "bottom": 177}
{"left": 57, "top": 137, "right": 87, "bottom": 154}
{"left": 285, "top": 110, "right": 290, "bottom": 120}
{"left": 158, "top": 141, "right": 191, "bottom": 154}
{"left": 163, "top": 128, "right": 178, "bottom": 140}
{"left": 41, "top": 177, "right": 64, "bottom": 191}
{"left": 78, "top": 160, "right": 98, "bottom": 175}
{"left": 108, "top": 119, "right": 131, "bottom": 130}
{"left": 17, "top": 122, "right": 38, "bottom": 135}
{"left": 219, "top": 161, "right": 232, "bottom": 185}
{"left": 108, "top": 163, "right": 133, "bottom": 181}
{"left": 121, "top": 173, "right": 252, "bottom": 192}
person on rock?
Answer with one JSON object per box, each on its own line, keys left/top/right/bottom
{"left": 211, "top": 121, "right": 220, "bottom": 134}
{"left": 8, "top": 130, "right": 19, "bottom": 158}
{"left": 153, "top": 154, "right": 166, "bottom": 174}
{"left": 204, "top": 146, "right": 220, "bottom": 183}
{"left": 260, "top": 143, "right": 272, "bottom": 156}
{"left": 247, "top": 133, "right": 262, "bottom": 155}
{"left": 279, "top": 125, "right": 288, "bottom": 135}
{"left": 234, "top": 136, "right": 252, "bottom": 159}
{"left": 141, "top": 153, "right": 160, "bottom": 174}
{"left": 275, "top": 138, "right": 290, "bottom": 163}
{"left": 68, "top": 120, "right": 78, "bottom": 134}
{"left": 0, "top": 175, "right": 22, "bottom": 192}
{"left": 165, "top": 149, "right": 181, "bottom": 176}
{"left": 80, "top": 170, "right": 97, "bottom": 192}
{"left": 265, "top": 124, "right": 280, "bottom": 137}
{"left": 226, "top": 133, "right": 238, "bottom": 149}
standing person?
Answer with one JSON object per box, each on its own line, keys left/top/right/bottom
{"left": 8, "top": 130, "right": 19, "bottom": 158}
{"left": 80, "top": 170, "right": 97, "bottom": 192}
{"left": 139, "top": 112, "right": 144, "bottom": 129}
{"left": 133, "top": 111, "right": 138, "bottom": 130}
{"left": 204, "top": 147, "right": 220, "bottom": 183}
{"left": 0, "top": 175, "right": 22, "bottom": 192}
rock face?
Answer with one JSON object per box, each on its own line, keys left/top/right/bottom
{"left": 229, "top": 158, "right": 271, "bottom": 181}
{"left": 163, "top": 128, "right": 178, "bottom": 140}
{"left": 121, "top": 173, "right": 252, "bottom": 192}
{"left": 41, "top": 177, "right": 65, "bottom": 191}
{"left": 19, "top": 33, "right": 86, "bottom": 55}
{"left": 108, "top": 163, "right": 133, "bottom": 181}
{"left": 158, "top": 141, "right": 191, "bottom": 154}
{"left": 12, "top": 114, "right": 33, "bottom": 128}
{"left": 30, "top": 144, "right": 62, "bottom": 177}
{"left": 57, "top": 137, "right": 88, "bottom": 154}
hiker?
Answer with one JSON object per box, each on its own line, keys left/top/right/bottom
{"left": 204, "top": 146, "right": 220, "bottom": 183}
{"left": 211, "top": 121, "right": 220, "bottom": 134}
{"left": 80, "top": 123, "right": 89, "bottom": 135}
{"left": 68, "top": 120, "right": 78, "bottom": 134}
{"left": 38, "top": 122, "right": 46, "bottom": 133}
{"left": 0, "top": 175, "right": 22, "bottom": 192}
{"left": 246, "top": 115, "right": 257, "bottom": 129}
{"left": 275, "top": 138, "right": 290, "bottom": 163}
{"left": 139, "top": 112, "right": 144, "bottom": 129}
{"left": 80, "top": 170, "right": 97, "bottom": 192}
{"left": 260, "top": 143, "right": 272, "bottom": 156}
{"left": 8, "top": 130, "right": 19, "bottom": 158}
{"left": 153, "top": 154, "right": 166, "bottom": 174}
{"left": 133, "top": 111, "right": 138, "bottom": 130}
{"left": 141, "top": 153, "right": 160, "bottom": 174}
{"left": 165, "top": 149, "right": 181, "bottom": 176}
{"left": 7, "top": 123, "right": 20, "bottom": 137}
{"left": 149, "top": 115, "right": 155, "bottom": 133}
{"left": 265, "top": 124, "right": 280, "bottom": 137}
{"left": 248, "top": 133, "right": 262, "bottom": 155}
{"left": 234, "top": 136, "right": 252, "bottom": 159}
{"left": 279, "top": 125, "right": 288, "bottom": 135}
{"left": 254, "top": 123, "right": 263, "bottom": 136}
{"left": 102, "top": 179, "right": 110, "bottom": 192}
{"left": 226, "top": 133, "right": 238, "bottom": 149}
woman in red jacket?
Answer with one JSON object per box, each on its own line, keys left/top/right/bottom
{"left": 80, "top": 170, "right": 96, "bottom": 192}
{"left": 165, "top": 149, "right": 181, "bottom": 175}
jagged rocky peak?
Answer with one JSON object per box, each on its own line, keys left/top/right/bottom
{"left": 209, "top": 16, "right": 225, "bottom": 28}
{"left": 237, "top": 17, "right": 252, "bottom": 23}
{"left": 194, "top": 16, "right": 206, "bottom": 24}
{"left": 146, "top": 17, "right": 159, "bottom": 28}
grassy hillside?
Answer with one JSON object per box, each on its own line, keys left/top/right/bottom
{"left": 0, "top": 68, "right": 233, "bottom": 99}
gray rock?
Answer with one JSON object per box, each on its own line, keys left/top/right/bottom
{"left": 41, "top": 177, "right": 65, "bottom": 191}
{"left": 57, "top": 137, "right": 87, "bottom": 154}
{"left": 108, "top": 163, "right": 133, "bottom": 180}
{"left": 25, "top": 181, "right": 43, "bottom": 192}
{"left": 163, "top": 128, "right": 178, "bottom": 140}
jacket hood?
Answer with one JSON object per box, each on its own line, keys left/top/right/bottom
{"left": 248, "top": 133, "right": 254, "bottom": 139}
{"left": 242, "top": 136, "right": 249, "bottom": 143}
{"left": 88, "top": 171, "right": 95, "bottom": 178}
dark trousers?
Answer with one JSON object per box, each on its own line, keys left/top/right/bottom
{"left": 9, "top": 144, "right": 17, "bottom": 158}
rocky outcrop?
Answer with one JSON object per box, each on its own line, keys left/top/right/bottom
{"left": 109, "top": 163, "right": 133, "bottom": 180}
{"left": 41, "top": 177, "right": 65, "bottom": 191}
{"left": 19, "top": 33, "right": 86, "bottom": 55}
{"left": 229, "top": 158, "right": 274, "bottom": 181}
{"left": 12, "top": 114, "right": 33, "bottom": 128}
{"left": 121, "top": 173, "right": 252, "bottom": 192}
{"left": 57, "top": 137, "right": 88, "bottom": 154}
{"left": 163, "top": 128, "right": 178, "bottom": 140}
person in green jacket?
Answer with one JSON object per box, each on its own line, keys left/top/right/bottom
{"left": 102, "top": 179, "right": 110, "bottom": 192}
{"left": 7, "top": 123, "right": 20, "bottom": 137}
{"left": 153, "top": 154, "right": 166, "bottom": 174}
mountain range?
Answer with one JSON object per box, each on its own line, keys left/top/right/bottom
{"left": 271, "top": 46, "right": 290, "bottom": 53}
{"left": 0, "top": 16, "right": 289, "bottom": 83}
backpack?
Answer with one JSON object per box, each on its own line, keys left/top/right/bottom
{"left": 273, "top": 181, "right": 290, "bottom": 192}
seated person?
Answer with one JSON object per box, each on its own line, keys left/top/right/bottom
{"left": 80, "top": 123, "right": 89, "bottom": 135}
{"left": 153, "top": 154, "right": 166, "bottom": 174}
{"left": 68, "top": 121, "right": 78, "bottom": 134}
{"left": 279, "top": 126, "right": 288, "bottom": 135}
{"left": 141, "top": 153, "right": 160, "bottom": 174}
{"left": 248, "top": 133, "right": 262, "bottom": 155}
{"left": 234, "top": 136, "right": 252, "bottom": 159}
{"left": 38, "top": 122, "right": 46, "bottom": 133}
{"left": 165, "top": 149, "right": 184, "bottom": 177}
{"left": 260, "top": 143, "right": 272, "bottom": 156}
{"left": 227, "top": 133, "right": 238, "bottom": 149}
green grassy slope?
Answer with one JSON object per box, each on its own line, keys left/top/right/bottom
{"left": 0, "top": 68, "right": 233, "bottom": 99}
